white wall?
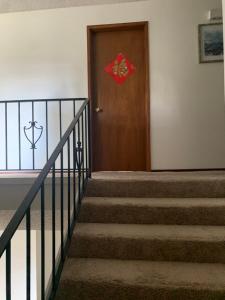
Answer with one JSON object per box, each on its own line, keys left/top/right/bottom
{"left": 0, "top": 0, "right": 224, "bottom": 170}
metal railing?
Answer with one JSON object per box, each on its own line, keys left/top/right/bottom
{"left": 0, "top": 98, "right": 87, "bottom": 171}
{"left": 0, "top": 99, "right": 91, "bottom": 299}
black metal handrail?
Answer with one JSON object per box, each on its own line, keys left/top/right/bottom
{"left": 0, "top": 98, "right": 87, "bottom": 171}
{"left": 0, "top": 98, "right": 91, "bottom": 299}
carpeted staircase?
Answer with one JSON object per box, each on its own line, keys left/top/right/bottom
{"left": 56, "top": 172, "right": 225, "bottom": 300}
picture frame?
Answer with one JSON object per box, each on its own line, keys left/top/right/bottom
{"left": 198, "top": 23, "right": 224, "bottom": 63}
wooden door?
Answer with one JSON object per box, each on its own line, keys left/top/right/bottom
{"left": 88, "top": 22, "right": 150, "bottom": 171}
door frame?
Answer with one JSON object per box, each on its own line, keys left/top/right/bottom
{"left": 87, "top": 21, "right": 151, "bottom": 171}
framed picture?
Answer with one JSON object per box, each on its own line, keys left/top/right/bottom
{"left": 198, "top": 23, "right": 224, "bottom": 63}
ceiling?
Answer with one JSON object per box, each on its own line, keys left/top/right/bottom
{"left": 0, "top": 0, "right": 144, "bottom": 13}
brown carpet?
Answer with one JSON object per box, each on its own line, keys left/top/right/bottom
{"left": 86, "top": 172, "right": 225, "bottom": 198}
{"left": 56, "top": 172, "right": 225, "bottom": 299}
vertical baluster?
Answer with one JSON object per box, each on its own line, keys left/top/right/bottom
{"left": 46, "top": 101, "right": 49, "bottom": 163}
{"left": 26, "top": 208, "right": 31, "bottom": 300}
{"left": 77, "top": 120, "right": 81, "bottom": 205}
{"left": 60, "top": 151, "right": 64, "bottom": 261}
{"left": 73, "top": 100, "right": 76, "bottom": 118}
{"left": 18, "top": 102, "right": 21, "bottom": 170}
{"left": 52, "top": 163, "right": 56, "bottom": 292}
{"left": 32, "top": 101, "right": 35, "bottom": 170}
{"left": 67, "top": 138, "right": 71, "bottom": 238}
{"left": 73, "top": 128, "right": 76, "bottom": 219}
{"left": 88, "top": 101, "right": 92, "bottom": 178}
{"left": 73, "top": 100, "right": 76, "bottom": 219}
{"left": 41, "top": 184, "right": 45, "bottom": 300}
{"left": 81, "top": 112, "right": 84, "bottom": 187}
{"left": 85, "top": 105, "right": 88, "bottom": 179}
{"left": 6, "top": 242, "right": 11, "bottom": 300}
{"left": 5, "top": 103, "right": 8, "bottom": 170}
{"left": 59, "top": 101, "right": 62, "bottom": 139}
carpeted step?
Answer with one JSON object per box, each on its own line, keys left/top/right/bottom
{"left": 79, "top": 197, "right": 225, "bottom": 225}
{"left": 86, "top": 177, "right": 225, "bottom": 198}
{"left": 55, "top": 258, "right": 225, "bottom": 300}
{"left": 69, "top": 223, "right": 225, "bottom": 263}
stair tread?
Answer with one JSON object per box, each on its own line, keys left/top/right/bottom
{"left": 75, "top": 223, "right": 225, "bottom": 242}
{"left": 60, "top": 258, "right": 225, "bottom": 291}
{"left": 83, "top": 197, "right": 225, "bottom": 207}
{"left": 86, "top": 176, "right": 225, "bottom": 198}
{"left": 90, "top": 172, "right": 225, "bottom": 182}
{"left": 91, "top": 171, "right": 225, "bottom": 181}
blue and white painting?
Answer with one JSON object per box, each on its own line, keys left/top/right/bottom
{"left": 199, "top": 23, "right": 223, "bottom": 63}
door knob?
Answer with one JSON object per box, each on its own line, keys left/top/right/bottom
{"left": 95, "top": 107, "right": 103, "bottom": 113}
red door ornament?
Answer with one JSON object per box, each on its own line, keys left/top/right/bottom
{"left": 104, "top": 53, "right": 135, "bottom": 85}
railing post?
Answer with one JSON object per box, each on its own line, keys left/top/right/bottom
{"left": 73, "top": 128, "right": 77, "bottom": 219}
{"left": 26, "top": 208, "right": 31, "bottom": 300}
{"left": 45, "top": 101, "right": 49, "bottom": 162}
{"left": 81, "top": 111, "right": 85, "bottom": 186}
{"left": 6, "top": 242, "right": 11, "bottom": 300}
{"left": 76, "top": 119, "right": 82, "bottom": 205}
{"left": 18, "top": 102, "right": 22, "bottom": 170}
{"left": 41, "top": 183, "right": 45, "bottom": 300}
{"left": 5, "top": 103, "right": 8, "bottom": 170}
{"left": 88, "top": 101, "right": 92, "bottom": 178}
{"left": 52, "top": 163, "right": 56, "bottom": 292}
{"left": 67, "top": 138, "right": 71, "bottom": 239}
{"left": 60, "top": 150, "right": 64, "bottom": 261}
{"left": 85, "top": 105, "right": 88, "bottom": 180}
{"left": 31, "top": 101, "right": 35, "bottom": 170}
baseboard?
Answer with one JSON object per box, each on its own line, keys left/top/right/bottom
{"left": 151, "top": 168, "right": 225, "bottom": 172}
